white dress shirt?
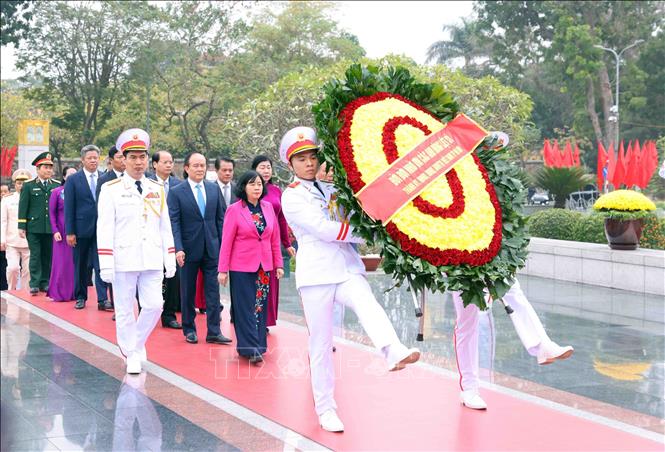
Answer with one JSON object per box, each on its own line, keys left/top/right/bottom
{"left": 217, "top": 180, "right": 232, "bottom": 205}
{"left": 187, "top": 178, "right": 207, "bottom": 204}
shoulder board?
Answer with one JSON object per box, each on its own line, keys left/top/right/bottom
{"left": 147, "top": 178, "right": 162, "bottom": 186}
{"left": 51, "top": 179, "right": 61, "bottom": 184}
{"left": 27, "top": 177, "right": 37, "bottom": 183}
{"left": 288, "top": 181, "right": 300, "bottom": 188}
{"left": 106, "top": 179, "right": 122, "bottom": 186}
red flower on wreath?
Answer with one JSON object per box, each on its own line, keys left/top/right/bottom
{"left": 337, "top": 92, "right": 502, "bottom": 267}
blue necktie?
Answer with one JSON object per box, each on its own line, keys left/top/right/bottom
{"left": 195, "top": 184, "right": 205, "bottom": 216}
{"left": 89, "top": 173, "right": 97, "bottom": 200}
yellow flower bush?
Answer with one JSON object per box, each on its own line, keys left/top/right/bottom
{"left": 593, "top": 190, "right": 656, "bottom": 212}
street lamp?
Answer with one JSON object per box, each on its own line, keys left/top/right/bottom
{"left": 594, "top": 40, "right": 645, "bottom": 145}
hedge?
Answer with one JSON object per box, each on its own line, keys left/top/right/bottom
{"left": 527, "top": 209, "right": 665, "bottom": 250}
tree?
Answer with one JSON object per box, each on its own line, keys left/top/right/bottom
{"left": 1, "top": 0, "right": 32, "bottom": 46}
{"left": 426, "top": 18, "right": 491, "bottom": 76}
{"left": 533, "top": 166, "right": 593, "bottom": 208}
{"left": 219, "top": 55, "right": 536, "bottom": 179}
{"left": 16, "top": 1, "right": 157, "bottom": 145}
{"left": 474, "top": 1, "right": 664, "bottom": 146}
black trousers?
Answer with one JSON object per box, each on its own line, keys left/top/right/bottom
{"left": 179, "top": 257, "right": 221, "bottom": 337}
{"left": 26, "top": 232, "right": 52, "bottom": 289}
{"left": 161, "top": 267, "right": 180, "bottom": 322}
{"left": 73, "top": 236, "right": 108, "bottom": 303}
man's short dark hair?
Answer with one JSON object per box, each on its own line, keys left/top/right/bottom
{"left": 151, "top": 151, "right": 162, "bottom": 165}
{"left": 109, "top": 145, "right": 119, "bottom": 159}
{"left": 235, "top": 170, "right": 267, "bottom": 203}
{"left": 214, "top": 157, "right": 235, "bottom": 170}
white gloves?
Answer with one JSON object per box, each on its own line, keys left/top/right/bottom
{"left": 165, "top": 267, "right": 176, "bottom": 279}
{"left": 100, "top": 269, "right": 115, "bottom": 284}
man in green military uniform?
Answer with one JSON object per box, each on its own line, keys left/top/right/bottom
{"left": 18, "top": 152, "right": 60, "bottom": 295}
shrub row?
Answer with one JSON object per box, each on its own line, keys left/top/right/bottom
{"left": 527, "top": 209, "right": 665, "bottom": 250}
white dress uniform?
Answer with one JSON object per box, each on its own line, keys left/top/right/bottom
{"left": 97, "top": 128, "right": 176, "bottom": 373}
{"left": 452, "top": 280, "right": 573, "bottom": 407}
{"left": 280, "top": 127, "right": 419, "bottom": 422}
{"left": 1, "top": 180, "right": 31, "bottom": 290}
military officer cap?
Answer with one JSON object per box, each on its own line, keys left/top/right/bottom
{"left": 31, "top": 152, "right": 54, "bottom": 167}
{"left": 116, "top": 128, "right": 150, "bottom": 156}
{"left": 12, "top": 169, "right": 31, "bottom": 181}
{"left": 279, "top": 126, "right": 320, "bottom": 164}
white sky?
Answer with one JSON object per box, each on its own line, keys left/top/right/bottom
{"left": 0, "top": 1, "right": 474, "bottom": 79}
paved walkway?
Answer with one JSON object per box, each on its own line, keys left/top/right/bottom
{"left": 1, "top": 274, "right": 663, "bottom": 450}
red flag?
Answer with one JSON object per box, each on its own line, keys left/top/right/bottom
{"left": 551, "top": 140, "right": 562, "bottom": 168}
{"left": 573, "top": 142, "right": 581, "bottom": 166}
{"left": 625, "top": 141, "right": 636, "bottom": 188}
{"left": 596, "top": 141, "right": 607, "bottom": 189}
{"left": 542, "top": 139, "right": 552, "bottom": 166}
{"left": 607, "top": 142, "right": 616, "bottom": 186}
{"left": 562, "top": 141, "right": 574, "bottom": 167}
{"left": 613, "top": 141, "right": 626, "bottom": 188}
{"left": 0, "top": 145, "right": 18, "bottom": 178}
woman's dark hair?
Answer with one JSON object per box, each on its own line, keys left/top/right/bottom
{"left": 62, "top": 166, "right": 76, "bottom": 184}
{"left": 235, "top": 170, "right": 267, "bottom": 203}
{"left": 251, "top": 155, "right": 273, "bottom": 184}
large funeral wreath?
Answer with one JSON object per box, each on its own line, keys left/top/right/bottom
{"left": 312, "top": 64, "right": 530, "bottom": 310}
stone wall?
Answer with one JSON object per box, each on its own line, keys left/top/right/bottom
{"left": 518, "top": 237, "right": 665, "bottom": 296}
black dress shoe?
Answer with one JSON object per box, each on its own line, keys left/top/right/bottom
{"left": 39, "top": 286, "right": 48, "bottom": 292}
{"left": 98, "top": 300, "right": 114, "bottom": 311}
{"left": 30, "top": 288, "right": 38, "bottom": 296}
{"left": 198, "top": 308, "right": 206, "bottom": 314}
{"left": 185, "top": 333, "right": 198, "bottom": 344}
{"left": 75, "top": 299, "right": 86, "bottom": 309}
{"left": 249, "top": 354, "right": 263, "bottom": 364}
{"left": 162, "top": 319, "right": 182, "bottom": 329}
{"left": 205, "top": 334, "right": 232, "bottom": 344}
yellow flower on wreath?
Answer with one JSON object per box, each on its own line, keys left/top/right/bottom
{"left": 593, "top": 189, "right": 656, "bottom": 212}
{"left": 348, "top": 97, "right": 497, "bottom": 252}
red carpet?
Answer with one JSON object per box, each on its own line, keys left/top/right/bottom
{"left": 10, "top": 289, "right": 662, "bottom": 451}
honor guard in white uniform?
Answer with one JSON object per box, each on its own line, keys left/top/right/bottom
{"left": 453, "top": 281, "right": 574, "bottom": 409}
{"left": 280, "top": 126, "right": 420, "bottom": 433}
{"left": 97, "top": 128, "right": 176, "bottom": 375}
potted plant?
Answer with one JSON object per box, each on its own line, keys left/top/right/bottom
{"left": 358, "top": 243, "right": 383, "bottom": 272}
{"left": 593, "top": 190, "right": 657, "bottom": 250}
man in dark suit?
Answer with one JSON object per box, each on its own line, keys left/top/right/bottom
{"left": 65, "top": 145, "right": 111, "bottom": 310}
{"left": 148, "top": 150, "right": 182, "bottom": 329}
{"left": 168, "top": 152, "right": 231, "bottom": 345}
{"left": 96, "top": 145, "right": 126, "bottom": 198}
{"left": 214, "top": 157, "right": 237, "bottom": 209}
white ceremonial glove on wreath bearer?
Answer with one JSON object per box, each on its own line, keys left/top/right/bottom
{"left": 164, "top": 267, "right": 176, "bottom": 279}
{"left": 100, "top": 269, "right": 115, "bottom": 284}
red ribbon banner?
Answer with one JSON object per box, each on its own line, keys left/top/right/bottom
{"left": 355, "top": 114, "right": 487, "bottom": 223}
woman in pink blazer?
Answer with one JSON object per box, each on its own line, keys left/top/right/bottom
{"left": 218, "top": 171, "right": 284, "bottom": 363}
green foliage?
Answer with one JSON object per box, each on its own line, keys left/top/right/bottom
{"left": 595, "top": 209, "right": 655, "bottom": 221}
{"left": 220, "top": 55, "right": 534, "bottom": 179}
{"left": 533, "top": 166, "right": 592, "bottom": 208}
{"left": 527, "top": 209, "right": 583, "bottom": 241}
{"left": 474, "top": 1, "right": 664, "bottom": 147}
{"left": 312, "top": 64, "right": 530, "bottom": 310}
{"left": 572, "top": 213, "right": 607, "bottom": 244}
{"left": 640, "top": 215, "right": 665, "bottom": 250}
{"left": 528, "top": 210, "right": 664, "bottom": 250}
{"left": 1, "top": 0, "right": 32, "bottom": 46}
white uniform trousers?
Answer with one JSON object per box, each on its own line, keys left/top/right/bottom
{"left": 299, "top": 273, "right": 408, "bottom": 416}
{"left": 114, "top": 270, "right": 163, "bottom": 358}
{"left": 6, "top": 246, "right": 30, "bottom": 290}
{"left": 452, "top": 280, "right": 551, "bottom": 391}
